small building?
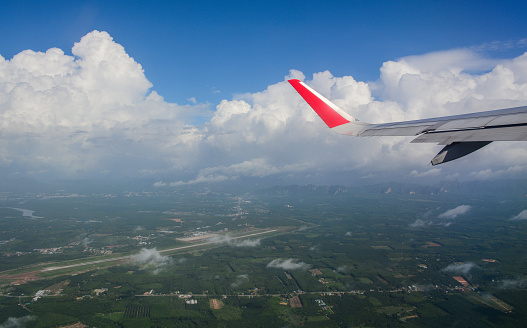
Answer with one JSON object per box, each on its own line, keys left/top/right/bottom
{"left": 453, "top": 276, "right": 470, "bottom": 287}
{"left": 93, "top": 288, "right": 108, "bottom": 296}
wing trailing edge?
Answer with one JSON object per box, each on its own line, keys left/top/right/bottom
{"left": 288, "top": 79, "right": 527, "bottom": 165}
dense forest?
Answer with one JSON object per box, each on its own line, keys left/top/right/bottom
{"left": 0, "top": 180, "right": 526, "bottom": 326}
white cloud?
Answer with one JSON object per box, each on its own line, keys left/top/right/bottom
{"left": 0, "top": 30, "right": 210, "bottom": 179}
{"left": 169, "top": 174, "right": 230, "bottom": 186}
{"left": 396, "top": 48, "right": 497, "bottom": 76}
{"left": 499, "top": 277, "right": 527, "bottom": 289}
{"left": 409, "top": 219, "right": 432, "bottom": 228}
{"left": 266, "top": 258, "right": 311, "bottom": 270}
{"left": 473, "top": 38, "right": 527, "bottom": 52}
{"left": 409, "top": 168, "right": 442, "bottom": 178}
{"left": 510, "top": 210, "right": 527, "bottom": 221}
{"left": 231, "top": 274, "right": 249, "bottom": 287}
{"left": 438, "top": 205, "right": 471, "bottom": 219}
{"left": 0, "top": 316, "right": 36, "bottom": 328}
{"left": 207, "top": 235, "right": 233, "bottom": 244}
{"left": 130, "top": 248, "right": 172, "bottom": 274}
{"left": 469, "top": 165, "right": 527, "bottom": 180}
{"left": 173, "top": 49, "right": 527, "bottom": 184}
{"left": 2, "top": 31, "right": 527, "bottom": 184}
{"left": 206, "top": 234, "right": 261, "bottom": 247}
{"left": 234, "top": 239, "right": 261, "bottom": 247}
{"left": 441, "top": 262, "right": 477, "bottom": 275}
{"left": 81, "top": 237, "right": 92, "bottom": 246}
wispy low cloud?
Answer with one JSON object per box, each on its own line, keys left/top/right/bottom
{"left": 441, "top": 262, "right": 477, "bottom": 275}
{"left": 510, "top": 210, "right": 527, "bottom": 221}
{"left": 207, "top": 235, "right": 233, "bottom": 244}
{"left": 0, "top": 316, "right": 36, "bottom": 328}
{"left": 409, "top": 219, "right": 453, "bottom": 228}
{"left": 158, "top": 174, "right": 231, "bottom": 187}
{"left": 438, "top": 205, "right": 471, "bottom": 219}
{"left": 266, "top": 258, "right": 311, "bottom": 270}
{"left": 409, "top": 219, "right": 432, "bottom": 228}
{"left": 231, "top": 274, "right": 249, "bottom": 287}
{"left": 130, "top": 248, "right": 173, "bottom": 274}
{"left": 409, "top": 168, "right": 442, "bottom": 178}
{"left": 207, "top": 234, "right": 261, "bottom": 248}
{"left": 472, "top": 38, "right": 527, "bottom": 52}
{"left": 499, "top": 277, "right": 527, "bottom": 289}
{"left": 175, "top": 257, "right": 187, "bottom": 264}
{"left": 234, "top": 239, "right": 261, "bottom": 247}
{"left": 81, "top": 237, "right": 92, "bottom": 247}
{"left": 469, "top": 166, "right": 527, "bottom": 180}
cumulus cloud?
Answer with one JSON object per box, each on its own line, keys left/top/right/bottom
{"left": 0, "top": 30, "right": 210, "bottom": 179}
{"left": 266, "top": 258, "right": 311, "bottom": 270}
{"left": 154, "top": 49, "right": 527, "bottom": 185}
{"left": 2, "top": 30, "right": 527, "bottom": 184}
{"left": 438, "top": 205, "right": 471, "bottom": 219}
{"left": 509, "top": 210, "right": 527, "bottom": 221}
{"left": 441, "top": 262, "right": 477, "bottom": 275}
{"left": 130, "top": 248, "right": 172, "bottom": 274}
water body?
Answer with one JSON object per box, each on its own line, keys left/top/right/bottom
{"left": 2, "top": 207, "right": 44, "bottom": 219}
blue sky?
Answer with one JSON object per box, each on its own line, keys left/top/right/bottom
{"left": 1, "top": 0, "right": 527, "bottom": 185}
{"left": 3, "top": 0, "right": 527, "bottom": 104}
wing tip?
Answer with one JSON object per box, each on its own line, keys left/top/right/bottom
{"left": 288, "top": 79, "right": 301, "bottom": 86}
{"left": 288, "top": 79, "right": 353, "bottom": 129}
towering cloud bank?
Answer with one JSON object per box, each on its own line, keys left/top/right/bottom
{"left": 1, "top": 31, "right": 527, "bottom": 184}
{"left": 0, "top": 31, "right": 209, "bottom": 178}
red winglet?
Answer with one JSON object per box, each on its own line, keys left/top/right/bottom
{"left": 288, "top": 79, "right": 350, "bottom": 128}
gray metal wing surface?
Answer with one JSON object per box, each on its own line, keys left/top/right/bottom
{"left": 288, "top": 78, "right": 527, "bottom": 165}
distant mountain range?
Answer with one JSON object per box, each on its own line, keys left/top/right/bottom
{"left": 0, "top": 177, "right": 525, "bottom": 197}
{"left": 253, "top": 179, "right": 527, "bottom": 197}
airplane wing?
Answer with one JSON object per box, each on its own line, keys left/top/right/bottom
{"left": 288, "top": 79, "right": 527, "bottom": 165}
